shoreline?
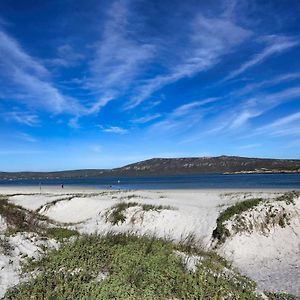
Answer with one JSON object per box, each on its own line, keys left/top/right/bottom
{"left": 0, "top": 185, "right": 299, "bottom": 194}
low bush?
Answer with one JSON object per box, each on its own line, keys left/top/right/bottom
{"left": 212, "top": 191, "right": 300, "bottom": 244}
{"left": 46, "top": 227, "right": 79, "bottom": 241}
{"left": 212, "top": 198, "right": 263, "bottom": 243}
{"left": 106, "top": 202, "right": 174, "bottom": 225}
{"left": 0, "top": 197, "right": 49, "bottom": 234}
{"left": 267, "top": 292, "right": 300, "bottom": 300}
{"left": 6, "top": 233, "right": 262, "bottom": 300}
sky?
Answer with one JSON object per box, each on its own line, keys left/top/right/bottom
{"left": 0, "top": 0, "right": 300, "bottom": 171}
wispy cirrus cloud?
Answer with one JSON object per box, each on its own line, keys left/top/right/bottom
{"left": 131, "top": 113, "right": 161, "bottom": 124}
{"left": 46, "top": 44, "right": 84, "bottom": 68}
{"left": 125, "top": 15, "right": 250, "bottom": 109}
{"left": 225, "top": 36, "right": 299, "bottom": 81}
{"left": 172, "top": 98, "right": 219, "bottom": 117}
{"left": 255, "top": 111, "right": 300, "bottom": 137}
{"left": 16, "top": 132, "right": 37, "bottom": 143}
{"left": 150, "top": 98, "right": 219, "bottom": 133}
{"left": 237, "top": 143, "right": 261, "bottom": 150}
{"left": 3, "top": 111, "right": 39, "bottom": 126}
{"left": 0, "top": 30, "right": 82, "bottom": 115}
{"left": 86, "top": 0, "right": 155, "bottom": 112}
{"left": 221, "top": 86, "right": 300, "bottom": 130}
{"left": 101, "top": 126, "right": 128, "bottom": 134}
{"left": 0, "top": 31, "right": 48, "bottom": 77}
{"left": 232, "top": 72, "right": 300, "bottom": 97}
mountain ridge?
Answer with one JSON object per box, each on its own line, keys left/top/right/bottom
{"left": 1, "top": 155, "right": 300, "bottom": 180}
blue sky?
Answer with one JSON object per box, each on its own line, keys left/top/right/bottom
{"left": 0, "top": 0, "right": 300, "bottom": 171}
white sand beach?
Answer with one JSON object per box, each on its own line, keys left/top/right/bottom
{"left": 1, "top": 186, "right": 299, "bottom": 297}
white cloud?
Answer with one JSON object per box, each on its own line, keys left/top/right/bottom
{"left": 237, "top": 143, "right": 261, "bottom": 150}
{"left": 46, "top": 44, "right": 84, "bottom": 67}
{"left": 226, "top": 86, "right": 300, "bottom": 129}
{"left": 86, "top": 0, "right": 155, "bottom": 112}
{"left": 131, "top": 113, "right": 161, "bottom": 124}
{"left": 150, "top": 98, "right": 218, "bottom": 133}
{"left": 254, "top": 111, "right": 300, "bottom": 137}
{"left": 68, "top": 117, "right": 80, "bottom": 129}
{"left": 225, "top": 36, "right": 299, "bottom": 81}
{"left": 0, "top": 31, "right": 49, "bottom": 77}
{"left": 262, "top": 111, "right": 300, "bottom": 129}
{"left": 102, "top": 126, "right": 128, "bottom": 134}
{"left": 86, "top": 94, "right": 116, "bottom": 114}
{"left": 0, "top": 30, "right": 82, "bottom": 114}
{"left": 229, "top": 110, "right": 261, "bottom": 129}
{"left": 16, "top": 132, "right": 37, "bottom": 143}
{"left": 125, "top": 15, "right": 250, "bottom": 109}
{"left": 3, "top": 111, "right": 39, "bottom": 126}
{"left": 172, "top": 98, "right": 219, "bottom": 117}
{"left": 232, "top": 72, "right": 300, "bottom": 97}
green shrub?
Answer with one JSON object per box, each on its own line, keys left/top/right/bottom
{"left": 0, "top": 197, "right": 50, "bottom": 234}
{"left": 212, "top": 198, "right": 263, "bottom": 243}
{"left": 106, "top": 202, "right": 174, "bottom": 225}
{"left": 275, "top": 191, "right": 300, "bottom": 205}
{"left": 46, "top": 227, "right": 79, "bottom": 241}
{"left": 106, "top": 202, "right": 140, "bottom": 225}
{"left": 212, "top": 191, "right": 300, "bottom": 244}
{"left": 141, "top": 204, "right": 174, "bottom": 211}
{"left": 6, "top": 234, "right": 262, "bottom": 300}
{"left": 267, "top": 292, "right": 300, "bottom": 300}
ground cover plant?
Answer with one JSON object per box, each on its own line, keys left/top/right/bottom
{"left": 212, "top": 191, "right": 300, "bottom": 244}
{"left": 46, "top": 227, "right": 79, "bottom": 242}
{"left": 212, "top": 198, "right": 263, "bottom": 243}
{"left": 267, "top": 293, "right": 300, "bottom": 300}
{"left": 106, "top": 201, "right": 174, "bottom": 225}
{"left": 5, "top": 233, "right": 263, "bottom": 300}
{"left": 0, "top": 195, "right": 78, "bottom": 241}
{"left": 0, "top": 196, "right": 50, "bottom": 235}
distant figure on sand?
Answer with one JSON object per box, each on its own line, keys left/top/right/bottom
{"left": 61, "top": 184, "right": 64, "bottom": 189}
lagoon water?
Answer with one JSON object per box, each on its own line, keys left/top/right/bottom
{"left": 1, "top": 173, "right": 300, "bottom": 190}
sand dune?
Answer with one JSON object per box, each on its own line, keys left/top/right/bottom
{"left": 1, "top": 186, "right": 299, "bottom": 296}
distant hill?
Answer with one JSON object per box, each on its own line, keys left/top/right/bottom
{"left": 1, "top": 156, "right": 300, "bottom": 180}
{"left": 111, "top": 156, "right": 300, "bottom": 176}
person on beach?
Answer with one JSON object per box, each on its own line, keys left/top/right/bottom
{"left": 61, "top": 184, "right": 64, "bottom": 189}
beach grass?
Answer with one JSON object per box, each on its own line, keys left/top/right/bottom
{"left": 212, "top": 198, "right": 263, "bottom": 243}
{"left": 212, "top": 191, "right": 300, "bottom": 244}
{"left": 106, "top": 201, "right": 175, "bottom": 225}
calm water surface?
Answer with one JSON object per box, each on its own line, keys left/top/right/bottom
{"left": 0, "top": 173, "right": 300, "bottom": 190}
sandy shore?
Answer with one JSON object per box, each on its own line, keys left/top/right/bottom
{"left": 1, "top": 186, "right": 299, "bottom": 296}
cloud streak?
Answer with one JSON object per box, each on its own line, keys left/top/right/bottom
{"left": 0, "top": 30, "right": 82, "bottom": 115}
{"left": 3, "top": 111, "right": 39, "bottom": 126}
{"left": 225, "top": 36, "right": 299, "bottom": 81}
{"left": 224, "top": 86, "right": 300, "bottom": 130}
{"left": 101, "top": 126, "right": 128, "bottom": 134}
{"left": 131, "top": 113, "right": 161, "bottom": 124}
{"left": 150, "top": 98, "right": 218, "bottom": 134}
{"left": 86, "top": 0, "right": 155, "bottom": 112}
{"left": 254, "top": 111, "right": 300, "bottom": 137}
{"left": 125, "top": 15, "right": 250, "bottom": 109}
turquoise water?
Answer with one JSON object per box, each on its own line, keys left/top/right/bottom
{"left": 0, "top": 173, "right": 300, "bottom": 189}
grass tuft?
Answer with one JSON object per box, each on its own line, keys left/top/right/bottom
{"left": 212, "top": 191, "right": 300, "bottom": 244}
{"left": 212, "top": 198, "right": 262, "bottom": 243}
{"left": 0, "top": 197, "right": 50, "bottom": 235}
{"left": 267, "top": 292, "right": 300, "bottom": 300}
{"left": 46, "top": 227, "right": 79, "bottom": 242}
{"left": 106, "top": 202, "right": 175, "bottom": 225}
